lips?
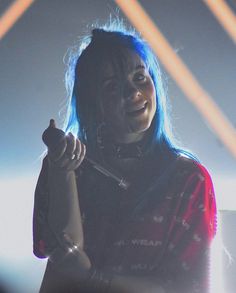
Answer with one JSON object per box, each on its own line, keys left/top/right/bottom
{"left": 126, "top": 102, "right": 148, "bottom": 116}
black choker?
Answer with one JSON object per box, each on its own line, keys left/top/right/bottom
{"left": 103, "top": 141, "right": 147, "bottom": 159}
{"left": 96, "top": 123, "right": 152, "bottom": 159}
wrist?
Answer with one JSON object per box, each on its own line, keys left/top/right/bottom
{"left": 48, "top": 159, "right": 74, "bottom": 175}
{"left": 49, "top": 246, "right": 91, "bottom": 281}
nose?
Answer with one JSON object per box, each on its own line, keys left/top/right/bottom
{"left": 123, "top": 81, "right": 140, "bottom": 101}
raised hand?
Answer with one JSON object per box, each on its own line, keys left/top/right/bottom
{"left": 42, "top": 119, "right": 86, "bottom": 171}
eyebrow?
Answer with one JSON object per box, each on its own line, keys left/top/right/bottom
{"left": 102, "top": 64, "right": 146, "bottom": 84}
{"left": 135, "top": 64, "right": 145, "bottom": 71}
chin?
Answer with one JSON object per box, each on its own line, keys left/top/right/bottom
{"left": 130, "top": 119, "right": 152, "bottom": 134}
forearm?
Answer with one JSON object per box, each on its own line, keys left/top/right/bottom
{"left": 47, "top": 165, "right": 84, "bottom": 248}
{"left": 46, "top": 166, "right": 165, "bottom": 293}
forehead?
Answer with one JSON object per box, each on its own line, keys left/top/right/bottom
{"left": 100, "top": 49, "right": 146, "bottom": 79}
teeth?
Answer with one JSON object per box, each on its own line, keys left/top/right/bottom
{"left": 127, "top": 103, "right": 147, "bottom": 113}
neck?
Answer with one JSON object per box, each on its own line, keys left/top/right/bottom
{"left": 113, "top": 131, "right": 145, "bottom": 144}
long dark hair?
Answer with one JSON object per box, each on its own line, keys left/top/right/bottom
{"left": 63, "top": 22, "right": 197, "bottom": 161}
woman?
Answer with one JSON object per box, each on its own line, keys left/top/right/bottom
{"left": 33, "top": 25, "right": 217, "bottom": 293}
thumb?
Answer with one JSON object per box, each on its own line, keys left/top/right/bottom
{"left": 49, "top": 118, "right": 56, "bottom": 128}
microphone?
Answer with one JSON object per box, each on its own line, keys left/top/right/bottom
{"left": 42, "top": 119, "right": 130, "bottom": 190}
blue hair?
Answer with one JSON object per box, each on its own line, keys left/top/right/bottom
{"left": 63, "top": 21, "right": 197, "bottom": 161}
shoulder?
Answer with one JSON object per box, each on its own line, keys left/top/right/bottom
{"left": 174, "top": 156, "right": 216, "bottom": 214}
{"left": 173, "top": 155, "right": 213, "bottom": 185}
{"left": 163, "top": 156, "right": 215, "bottom": 212}
{"left": 173, "top": 156, "right": 217, "bottom": 238}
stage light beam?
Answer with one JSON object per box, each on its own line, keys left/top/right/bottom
{"left": 115, "top": 0, "right": 236, "bottom": 159}
{"left": 0, "top": 0, "right": 35, "bottom": 41}
{"left": 203, "top": 0, "right": 236, "bottom": 45}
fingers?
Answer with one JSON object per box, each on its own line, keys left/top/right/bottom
{"left": 65, "top": 133, "right": 77, "bottom": 159}
{"left": 63, "top": 138, "right": 86, "bottom": 171}
{"left": 73, "top": 140, "right": 86, "bottom": 170}
{"left": 49, "top": 132, "right": 86, "bottom": 171}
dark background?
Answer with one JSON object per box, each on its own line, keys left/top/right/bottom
{"left": 0, "top": 1, "right": 235, "bottom": 292}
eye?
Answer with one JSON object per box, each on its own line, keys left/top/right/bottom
{"left": 134, "top": 72, "right": 147, "bottom": 82}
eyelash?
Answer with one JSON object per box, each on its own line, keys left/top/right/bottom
{"left": 134, "top": 72, "right": 146, "bottom": 82}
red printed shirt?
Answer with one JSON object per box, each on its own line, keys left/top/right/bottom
{"left": 80, "top": 155, "right": 217, "bottom": 293}
{"left": 33, "top": 154, "right": 217, "bottom": 293}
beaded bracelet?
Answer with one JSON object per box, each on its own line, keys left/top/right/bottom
{"left": 48, "top": 232, "right": 113, "bottom": 292}
{"left": 48, "top": 232, "right": 81, "bottom": 264}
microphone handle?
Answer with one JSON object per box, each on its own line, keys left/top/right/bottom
{"left": 84, "top": 157, "right": 130, "bottom": 190}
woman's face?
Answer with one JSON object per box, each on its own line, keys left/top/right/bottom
{"left": 98, "top": 49, "right": 156, "bottom": 144}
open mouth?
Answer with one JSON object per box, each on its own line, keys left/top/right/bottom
{"left": 126, "top": 102, "right": 148, "bottom": 117}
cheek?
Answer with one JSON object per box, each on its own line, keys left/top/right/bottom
{"left": 103, "top": 100, "right": 118, "bottom": 119}
{"left": 152, "top": 92, "right": 157, "bottom": 110}
{"left": 142, "top": 77, "right": 155, "bottom": 95}
{"left": 150, "top": 81, "right": 157, "bottom": 104}
{"left": 103, "top": 99, "right": 123, "bottom": 126}
{"left": 148, "top": 84, "right": 157, "bottom": 120}
{"left": 146, "top": 82, "right": 156, "bottom": 108}
{"left": 102, "top": 91, "right": 123, "bottom": 112}
{"left": 99, "top": 91, "right": 115, "bottom": 117}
